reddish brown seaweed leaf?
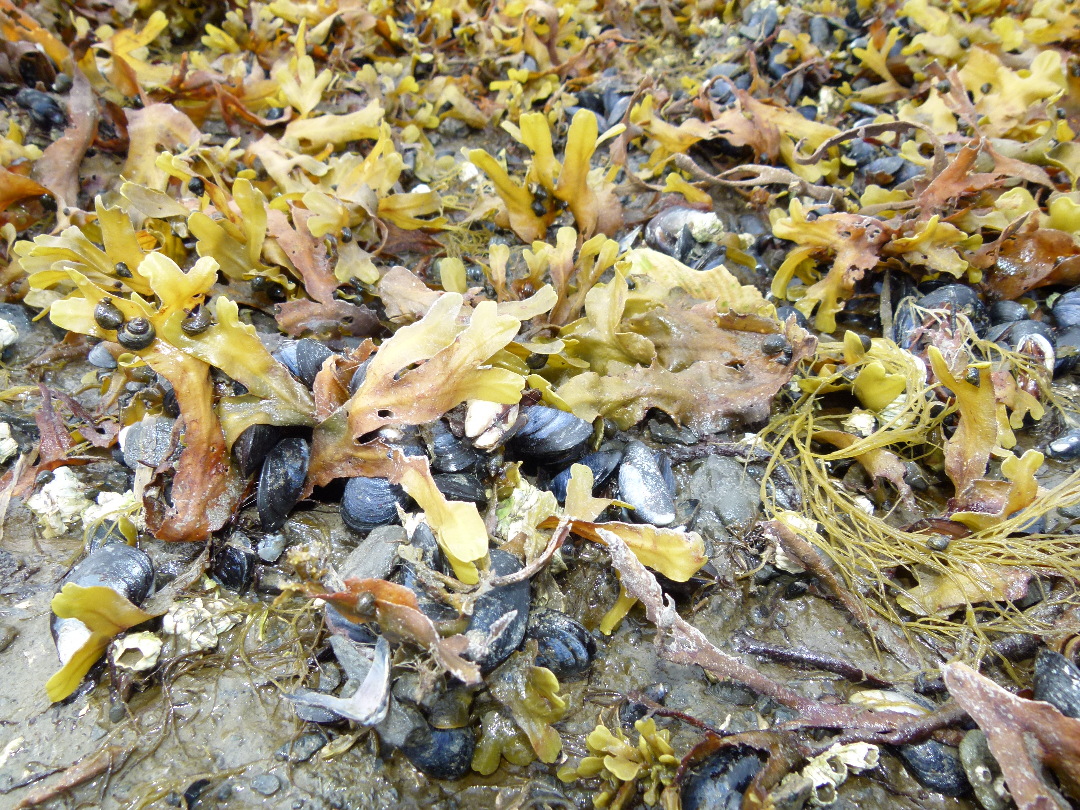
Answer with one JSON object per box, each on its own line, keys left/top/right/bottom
{"left": 33, "top": 69, "right": 97, "bottom": 226}
{"left": 321, "top": 578, "right": 481, "bottom": 685}
{"left": 597, "top": 527, "right": 915, "bottom": 730}
{"left": 142, "top": 342, "right": 240, "bottom": 542}
{"left": 944, "top": 663, "right": 1080, "bottom": 809}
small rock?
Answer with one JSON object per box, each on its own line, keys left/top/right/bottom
{"left": 277, "top": 732, "right": 327, "bottom": 762}
{"left": 0, "top": 622, "right": 16, "bottom": 652}
{"left": 257, "top": 532, "right": 287, "bottom": 563}
{"left": 120, "top": 417, "right": 176, "bottom": 469}
{"left": 250, "top": 773, "right": 280, "bottom": 796}
{"left": 290, "top": 689, "right": 344, "bottom": 723}
{"left": 339, "top": 524, "right": 406, "bottom": 581}
{"left": 688, "top": 456, "right": 761, "bottom": 549}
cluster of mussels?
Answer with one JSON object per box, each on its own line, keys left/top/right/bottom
{"left": 51, "top": 316, "right": 694, "bottom": 780}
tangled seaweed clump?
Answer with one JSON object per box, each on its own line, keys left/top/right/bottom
{"left": 2, "top": 0, "right": 1080, "bottom": 806}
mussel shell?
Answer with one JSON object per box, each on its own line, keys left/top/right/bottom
{"left": 59, "top": 543, "right": 154, "bottom": 602}
{"left": 424, "top": 420, "right": 480, "bottom": 473}
{"left": 232, "top": 423, "right": 283, "bottom": 479}
{"left": 341, "top": 476, "right": 409, "bottom": 533}
{"left": 295, "top": 339, "right": 336, "bottom": 388}
{"left": 257, "top": 437, "right": 311, "bottom": 532}
{"left": 1053, "top": 289, "right": 1080, "bottom": 330}
{"left": 1054, "top": 324, "right": 1080, "bottom": 375}
{"left": 618, "top": 441, "right": 676, "bottom": 526}
{"left": 776, "top": 306, "right": 809, "bottom": 330}
{"left": 1033, "top": 649, "right": 1080, "bottom": 719}
{"left": 645, "top": 207, "right": 719, "bottom": 261}
{"left": 896, "top": 741, "right": 970, "bottom": 796}
{"left": 15, "top": 87, "right": 67, "bottom": 129}
{"left": 52, "top": 544, "right": 154, "bottom": 666}
{"left": 918, "top": 284, "right": 988, "bottom": 333}
{"left": 466, "top": 548, "right": 529, "bottom": 672}
{"left": 325, "top": 605, "right": 379, "bottom": 645}
{"left": 989, "top": 300, "right": 1029, "bottom": 325}
{"left": 508, "top": 405, "right": 593, "bottom": 465}
{"left": 548, "top": 449, "right": 623, "bottom": 503}
{"left": 401, "top": 723, "right": 476, "bottom": 780}
{"left": 681, "top": 744, "right": 765, "bottom": 810}
{"left": 380, "top": 701, "right": 475, "bottom": 780}
{"left": 348, "top": 357, "right": 372, "bottom": 395}
{"left": 526, "top": 609, "right": 596, "bottom": 677}
{"left": 210, "top": 542, "right": 257, "bottom": 592}
{"left": 893, "top": 285, "right": 988, "bottom": 348}
{"left": 985, "top": 318, "right": 1054, "bottom": 349}
{"left": 432, "top": 472, "right": 486, "bottom": 504}
{"left": 274, "top": 340, "right": 301, "bottom": 377}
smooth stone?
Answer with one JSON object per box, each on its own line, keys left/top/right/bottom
{"left": 120, "top": 417, "right": 175, "bottom": 469}
{"left": 290, "top": 688, "right": 343, "bottom": 723}
{"left": 250, "top": 774, "right": 280, "bottom": 796}
{"left": 688, "top": 456, "right": 762, "bottom": 547}
{"left": 277, "top": 732, "right": 326, "bottom": 762}
{"left": 339, "top": 525, "right": 406, "bottom": 581}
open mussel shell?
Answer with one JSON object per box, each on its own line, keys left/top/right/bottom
{"left": 508, "top": 405, "right": 593, "bottom": 466}
{"left": 525, "top": 609, "right": 596, "bottom": 677}
{"left": 465, "top": 548, "right": 530, "bottom": 672}
{"left": 618, "top": 441, "right": 676, "bottom": 526}
{"left": 52, "top": 544, "right": 154, "bottom": 666}
{"left": 341, "top": 476, "right": 410, "bottom": 533}
{"left": 1033, "top": 649, "right": 1080, "bottom": 718}
{"left": 548, "top": 449, "right": 622, "bottom": 503}
{"left": 257, "top": 437, "right": 311, "bottom": 532}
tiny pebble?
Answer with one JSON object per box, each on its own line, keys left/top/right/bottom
{"left": 257, "top": 532, "right": 287, "bottom": 562}
{"left": 251, "top": 774, "right": 280, "bottom": 796}
{"left": 277, "top": 732, "right": 326, "bottom": 762}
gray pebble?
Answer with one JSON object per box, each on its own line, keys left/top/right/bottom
{"left": 290, "top": 689, "right": 343, "bottom": 724}
{"left": 121, "top": 417, "right": 175, "bottom": 469}
{"left": 250, "top": 773, "right": 280, "bottom": 796}
{"left": 277, "top": 732, "right": 326, "bottom": 762}
{"left": 339, "top": 524, "right": 405, "bottom": 581}
{"left": 688, "top": 455, "right": 761, "bottom": 545}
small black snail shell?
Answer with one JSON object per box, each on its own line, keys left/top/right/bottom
{"left": 181, "top": 306, "right": 213, "bottom": 336}
{"left": 117, "top": 317, "right": 156, "bottom": 350}
{"left": 93, "top": 297, "right": 125, "bottom": 331}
